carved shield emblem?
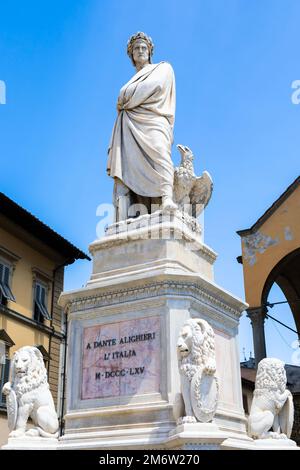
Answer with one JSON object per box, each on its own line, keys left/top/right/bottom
{"left": 6, "top": 389, "right": 18, "bottom": 431}
{"left": 191, "top": 370, "right": 219, "bottom": 423}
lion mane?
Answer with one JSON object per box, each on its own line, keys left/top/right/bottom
{"left": 254, "top": 358, "right": 286, "bottom": 396}
{"left": 12, "top": 346, "right": 48, "bottom": 398}
{"left": 3, "top": 345, "right": 59, "bottom": 439}
{"left": 174, "top": 318, "right": 218, "bottom": 424}
{"left": 178, "top": 318, "right": 216, "bottom": 381}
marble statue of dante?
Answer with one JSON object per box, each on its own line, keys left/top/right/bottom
{"left": 107, "top": 32, "right": 177, "bottom": 220}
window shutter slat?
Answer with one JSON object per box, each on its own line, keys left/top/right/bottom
{"left": 3, "top": 266, "right": 9, "bottom": 285}
{"left": 0, "top": 358, "right": 10, "bottom": 407}
{"left": 36, "top": 299, "right": 51, "bottom": 320}
{"left": 36, "top": 284, "right": 40, "bottom": 301}
{"left": 34, "top": 283, "right": 51, "bottom": 322}
{"left": 41, "top": 286, "right": 46, "bottom": 305}
{"left": 2, "top": 284, "right": 16, "bottom": 302}
{"left": 3, "top": 358, "right": 10, "bottom": 383}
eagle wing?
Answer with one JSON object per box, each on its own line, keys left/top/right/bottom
{"left": 189, "top": 171, "right": 213, "bottom": 217}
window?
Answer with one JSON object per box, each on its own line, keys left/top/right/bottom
{"left": 0, "top": 261, "right": 15, "bottom": 306}
{"left": 34, "top": 282, "right": 51, "bottom": 323}
{"left": 0, "top": 330, "right": 14, "bottom": 409}
{"left": 36, "top": 344, "right": 51, "bottom": 369}
{"left": 0, "top": 353, "right": 10, "bottom": 408}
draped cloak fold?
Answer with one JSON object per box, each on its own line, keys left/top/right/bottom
{"left": 107, "top": 62, "right": 176, "bottom": 197}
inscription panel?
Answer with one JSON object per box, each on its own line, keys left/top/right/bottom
{"left": 81, "top": 316, "right": 160, "bottom": 399}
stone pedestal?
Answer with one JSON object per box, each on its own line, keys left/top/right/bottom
{"left": 58, "top": 210, "right": 250, "bottom": 450}
{"left": 2, "top": 437, "right": 58, "bottom": 450}
{"left": 167, "top": 423, "right": 228, "bottom": 450}
{"left": 251, "top": 438, "right": 298, "bottom": 450}
{"left": 221, "top": 437, "right": 299, "bottom": 450}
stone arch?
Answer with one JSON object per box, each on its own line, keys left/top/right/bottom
{"left": 238, "top": 176, "right": 300, "bottom": 364}
{"left": 261, "top": 247, "right": 300, "bottom": 334}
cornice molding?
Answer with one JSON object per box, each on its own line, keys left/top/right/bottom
{"left": 0, "top": 245, "right": 21, "bottom": 267}
{"left": 66, "top": 280, "right": 245, "bottom": 324}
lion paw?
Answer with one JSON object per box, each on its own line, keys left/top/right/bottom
{"left": 9, "top": 429, "right": 26, "bottom": 438}
{"left": 180, "top": 416, "right": 197, "bottom": 424}
{"left": 204, "top": 366, "right": 215, "bottom": 376}
{"left": 177, "top": 415, "right": 197, "bottom": 425}
{"left": 2, "top": 382, "right": 11, "bottom": 395}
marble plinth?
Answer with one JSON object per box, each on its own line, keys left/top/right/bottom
{"left": 2, "top": 437, "right": 58, "bottom": 450}
{"left": 58, "top": 211, "right": 250, "bottom": 450}
{"left": 251, "top": 438, "right": 298, "bottom": 450}
{"left": 167, "top": 423, "right": 228, "bottom": 450}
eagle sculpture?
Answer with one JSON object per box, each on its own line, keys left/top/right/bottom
{"left": 173, "top": 145, "right": 213, "bottom": 218}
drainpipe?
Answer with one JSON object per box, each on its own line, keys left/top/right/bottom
{"left": 59, "top": 309, "right": 68, "bottom": 436}
{"left": 49, "top": 257, "right": 75, "bottom": 435}
{"left": 48, "top": 261, "right": 69, "bottom": 374}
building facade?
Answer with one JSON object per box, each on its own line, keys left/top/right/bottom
{"left": 237, "top": 176, "right": 300, "bottom": 444}
{"left": 0, "top": 192, "right": 89, "bottom": 446}
{"left": 237, "top": 176, "right": 300, "bottom": 364}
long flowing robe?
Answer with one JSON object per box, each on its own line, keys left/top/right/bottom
{"left": 107, "top": 62, "right": 176, "bottom": 197}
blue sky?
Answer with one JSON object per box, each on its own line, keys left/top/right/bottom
{"left": 0, "top": 0, "right": 299, "bottom": 363}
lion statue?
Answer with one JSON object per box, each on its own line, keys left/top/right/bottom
{"left": 2, "top": 346, "right": 59, "bottom": 438}
{"left": 173, "top": 318, "right": 219, "bottom": 424}
{"left": 248, "top": 358, "right": 294, "bottom": 440}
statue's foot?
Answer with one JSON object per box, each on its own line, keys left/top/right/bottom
{"left": 162, "top": 197, "right": 178, "bottom": 211}
{"left": 9, "top": 429, "right": 26, "bottom": 438}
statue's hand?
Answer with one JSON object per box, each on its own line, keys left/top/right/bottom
{"left": 117, "top": 99, "right": 123, "bottom": 113}
{"left": 2, "top": 382, "right": 11, "bottom": 395}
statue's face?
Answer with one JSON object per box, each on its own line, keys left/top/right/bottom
{"left": 14, "top": 350, "right": 31, "bottom": 376}
{"left": 132, "top": 40, "right": 149, "bottom": 67}
{"left": 177, "top": 324, "right": 193, "bottom": 358}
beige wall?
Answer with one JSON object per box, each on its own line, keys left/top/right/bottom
{"left": 0, "top": 223, "right": 65, "bottom": 446}
{"left": 240, "top": 184, "right": 300, "bottom": 307}
{"left": 0, "top": 226, "right": 55, "bottom": 320}
{"left": 0, "top": 316, "right": 50, "bottom": 356}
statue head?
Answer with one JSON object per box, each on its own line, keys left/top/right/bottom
{"left": 255, "top": 357, "right": 287, "bottom": 394}
{"left": 127, "top": 32, "right": 154, "bottom": 67}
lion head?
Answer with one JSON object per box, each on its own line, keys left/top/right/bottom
{"left": 11, "top": 346, "right": 48, "bottom": 398}
{"left": 255, "top": 358, "right": 286, "bottom": 394}
{"left": 177, "top": 318, "right": 216, "bottom": 379}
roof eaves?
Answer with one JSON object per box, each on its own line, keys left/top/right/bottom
{"left": 237, "top": 176, "right": 300, "bottom": 237}
{"left": 0, "top": 192, "right": 90, "bottom": 262}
